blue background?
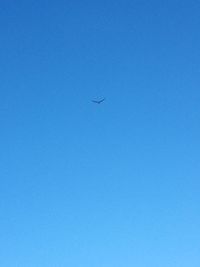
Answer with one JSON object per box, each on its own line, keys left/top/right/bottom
{"left": 0, "top": 0, "right": 200, "bottom": 266}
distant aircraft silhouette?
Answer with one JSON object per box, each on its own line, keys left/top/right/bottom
{"left": 92, "top": 98, "right": 105, "bottom": 104}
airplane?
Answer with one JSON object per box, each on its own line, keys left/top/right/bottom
{"left": 92, "top": 98, "right": 105, "bottom": 104}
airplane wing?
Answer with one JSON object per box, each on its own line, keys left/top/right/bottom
{"left": 99, "top": 98, "right": 105, "bottom": 103}
{"left": 92, "top": 98, "right": 105, "bottom": 104}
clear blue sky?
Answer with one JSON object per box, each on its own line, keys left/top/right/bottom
{"left": 0, "top": 0, "right": 200, "bottom": 266}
